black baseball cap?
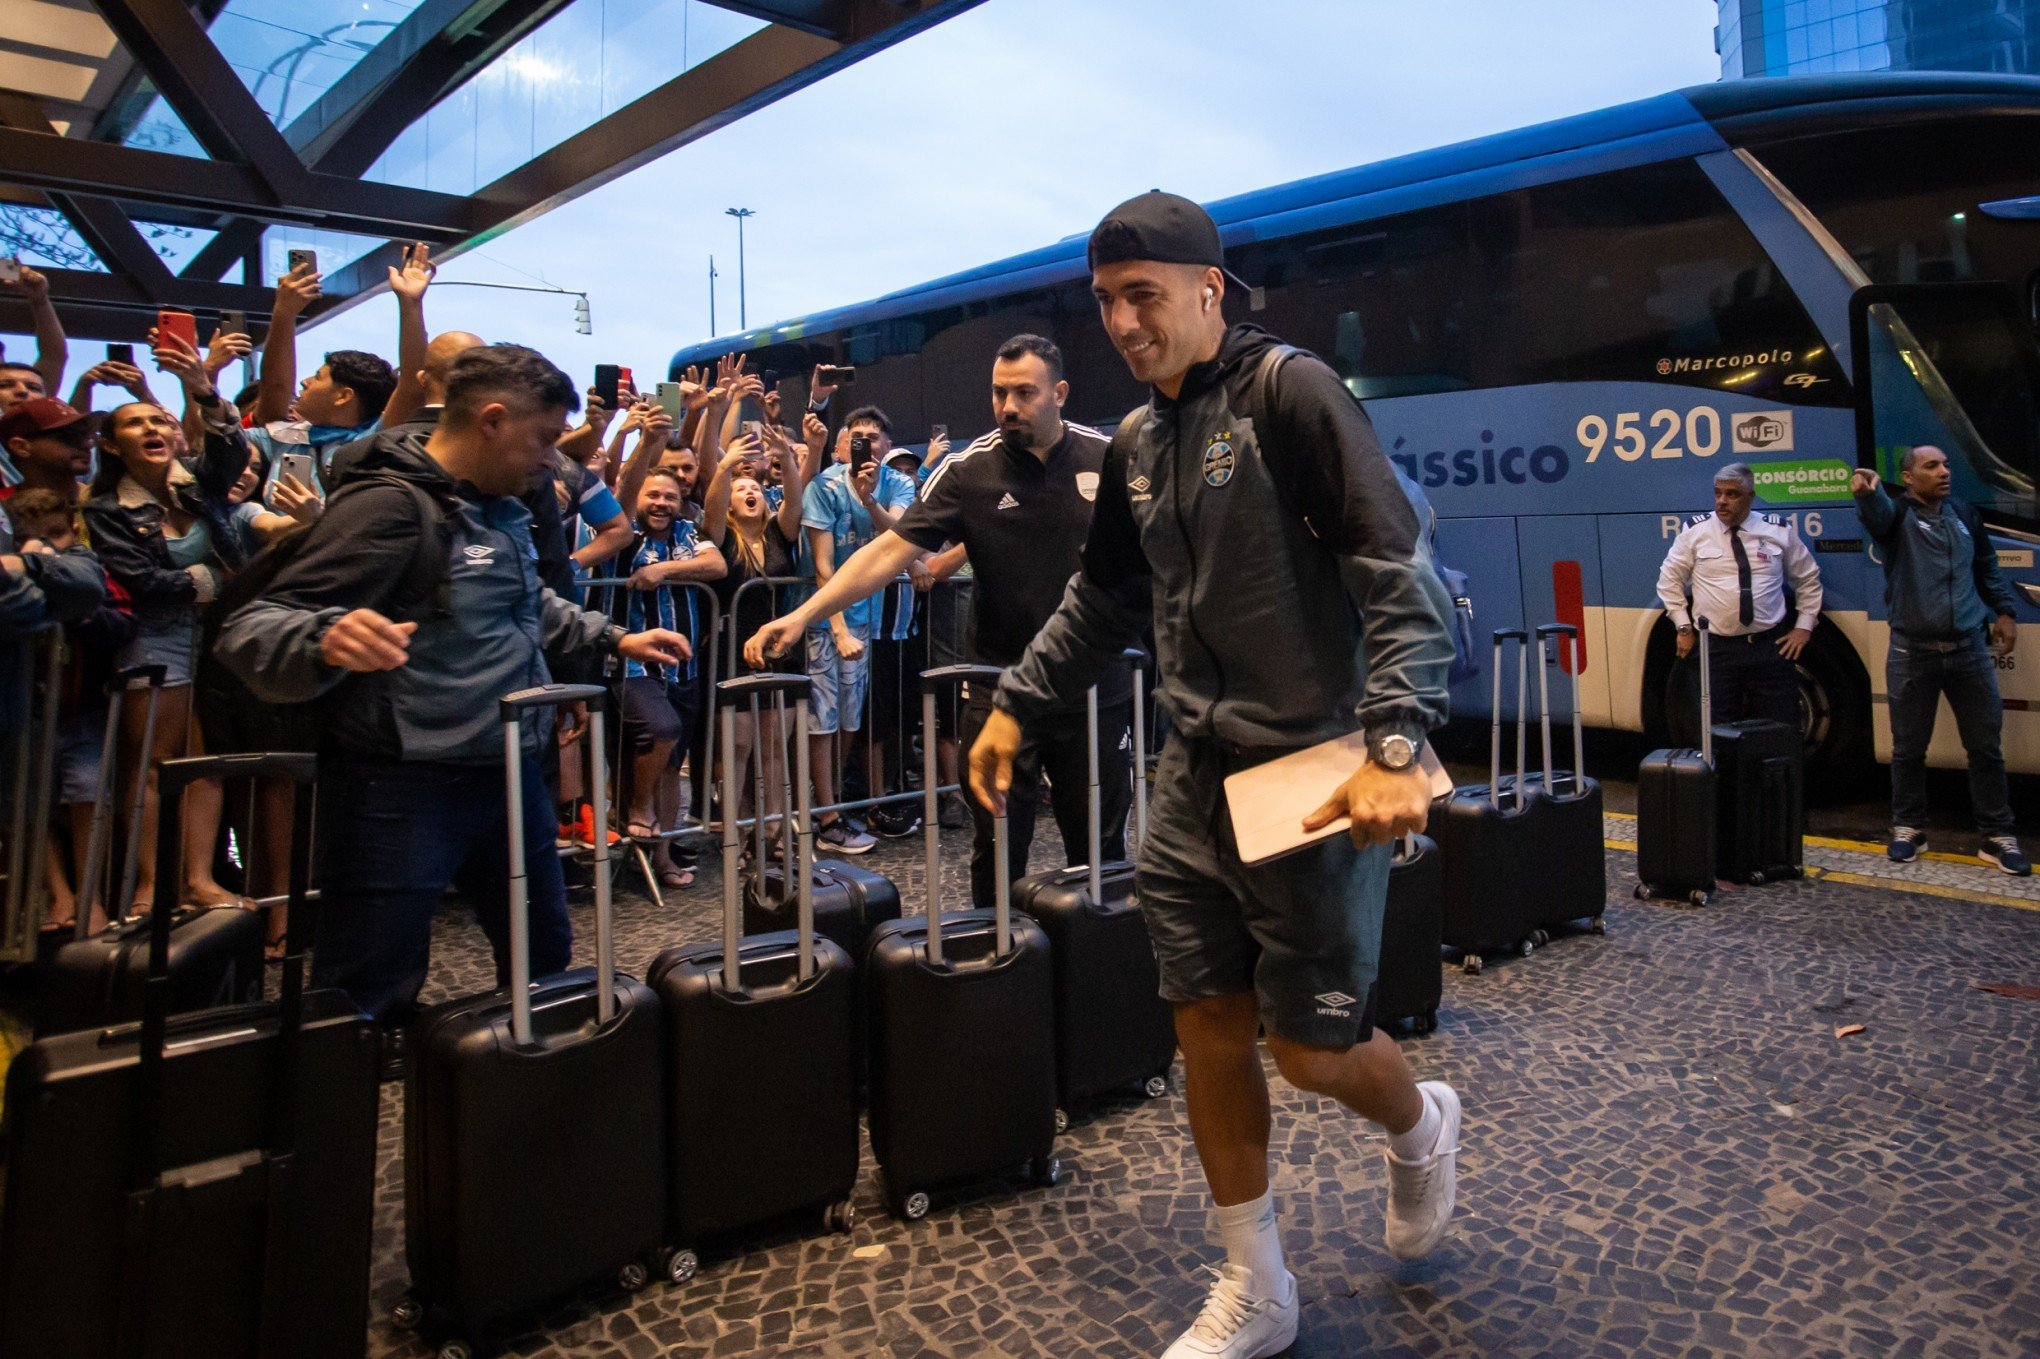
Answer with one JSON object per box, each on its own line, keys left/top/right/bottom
{"left": 1087, "top": 190, "right": 1251, "bottom": 293}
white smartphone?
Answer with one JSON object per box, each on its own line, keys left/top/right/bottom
{"left": 0, "top": 257, "right": 19, "bottom": 284}
{"left": 267, "top": 450, "right": 321, "bottom": 505}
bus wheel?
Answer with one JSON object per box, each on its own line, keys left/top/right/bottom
{"left": 1795, "top": 624, "right": 1870, "bottom": 788}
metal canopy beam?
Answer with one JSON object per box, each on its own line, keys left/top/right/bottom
{"left": 4, "top": 0, "right": 987, "bottom": 330}
{"left": 86, "top": 0, "right": 310, "bottom": 200}
{"left": 284, "top": 0, "right": 576, "bottom": 176}
{"left": 0, "top": 128, "right": 480, "bottom": 239}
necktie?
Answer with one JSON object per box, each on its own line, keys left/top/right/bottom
{"left": 1729, "top": 524, "right": 1754, "bottom": 627}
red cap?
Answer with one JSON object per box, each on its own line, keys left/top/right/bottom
{"left": 0, "top": 397, "right": 88, "bottom": 445}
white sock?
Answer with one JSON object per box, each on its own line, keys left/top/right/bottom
{"left": 1212, "top": 1190, "right": 1286, "bottom": 1296}
{"left": 1384, "top": 1088, "right": 1441, "bottom": 1162}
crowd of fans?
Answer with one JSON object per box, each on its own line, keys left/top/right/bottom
{"left": 0, "top": 249, "right": 977, "bottom": 1034}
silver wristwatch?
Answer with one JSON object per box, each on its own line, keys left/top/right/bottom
{"left": 1373, "top": 732, "right": 1419, "bottom": 772}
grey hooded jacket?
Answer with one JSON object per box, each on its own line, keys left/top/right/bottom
{"left": 214, "top": 430, "right": 621, "bottom": 765}
{"left": 997, "top": 325, "right": 1453, "bottom": 750}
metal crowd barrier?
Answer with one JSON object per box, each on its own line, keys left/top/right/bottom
{"left": 721, "top": 574, "right": 963, "bottom": 829}
{"left": 2, "top": 627, "right": 65, "bottom": 961}
{"left": 576, "top": 576, "right": 723, "bottom": 908}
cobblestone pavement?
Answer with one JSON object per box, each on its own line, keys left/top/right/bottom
{"left": 367, "top": 819, "right": 2040, "bottom": 1359}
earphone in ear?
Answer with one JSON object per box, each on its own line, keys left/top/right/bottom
{"left": 1203, "top": 286, "right": 1215, "bottom": 311}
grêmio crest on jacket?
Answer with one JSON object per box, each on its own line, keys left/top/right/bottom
{"left": 1202, "top": 429, "right": 1237, "bottom": 488}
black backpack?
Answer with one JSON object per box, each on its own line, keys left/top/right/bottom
{"left": 197, "top": 475, "right": 457, "bottom": 741}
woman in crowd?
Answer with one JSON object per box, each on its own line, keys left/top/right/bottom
{"left": 81, "top": 331, "right": 250, "bottom": 915}
{"left": 702, "top": 416, "right": 817, "bottom": 859}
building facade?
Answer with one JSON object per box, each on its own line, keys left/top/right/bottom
{"left": 1717, "top": 0, "right": 2036, "bottom": 77}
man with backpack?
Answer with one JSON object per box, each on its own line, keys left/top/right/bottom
{"left": 970, "top": 192, "right": 1461, "bottom": 1359}
{"left": 214, "top": 345, "right": 689, "bottom": 1034}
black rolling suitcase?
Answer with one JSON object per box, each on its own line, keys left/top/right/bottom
{"left": 995, "top": 659, "right": 1175, "bottom": 1126}
{"left": 0, "top": 752, "right": 380, "bottom": 1359}
{"left": 865, "top": 704, "right": 1059, "bottom": 1221}
{"left": 1523, "top": 623, "right": 1607, "bottom": 939}
{"left": 647, "top": 674, "right": 859, "bottom": 1284}
{"left": 1713, "top": 718, "right": 1804, "bottom": 885}
{"left": 1433, "top": 629, "right": 1544, "bottom": 973}
{"left": 398, "top": 685, "right": 669, "bottom": 1356}
{"left": 1635, "top": 620, "right": 1719, "bottom": 906}
{"left": 1378, "top": 832, "right": 1444, "bottom": 1035}
{"left": 41, "top": 664, "right": 264, "bottom": 1035}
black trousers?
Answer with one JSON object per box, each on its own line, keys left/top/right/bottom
{"left": 1672, "top": 623, "right": 1800, "bottom": 741}
{"left": 960, "top": 693, "right": 1133, "bottom": 911}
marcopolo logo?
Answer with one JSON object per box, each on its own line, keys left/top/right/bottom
{"left": 1657, "top": 349, "right": 1795, "bottom": 376}
{"left": 1731, "top": 410, "right": 1794, "bottom": 453}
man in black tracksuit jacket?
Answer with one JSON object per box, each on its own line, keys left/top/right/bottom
{"left": 970, "top": 194, "right": 1462, "bottom": 1359}
{"left": 216, "top": 346, "right": 687, "bottom": 1027}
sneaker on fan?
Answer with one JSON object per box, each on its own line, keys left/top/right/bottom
{"left": 1160, "top": 1263, "right": 1296, "bottom": 1359}
{"left": 1384, "top": 1080, "right": 1462, "bottom": 1260}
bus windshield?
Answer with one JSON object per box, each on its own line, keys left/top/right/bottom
{"left": 1857, "top": 284, "right": 2040, "bottom": 534}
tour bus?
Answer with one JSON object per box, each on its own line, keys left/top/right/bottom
{"left": 673, "top": 73, "right": 2040, "bottom": 782}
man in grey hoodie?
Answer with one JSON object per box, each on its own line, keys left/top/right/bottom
{"left": 216, "top": 345, "right": 687, "bottom": 1028}
{"left": 970, "top": 193, "right": 1461, "bottom": 1359}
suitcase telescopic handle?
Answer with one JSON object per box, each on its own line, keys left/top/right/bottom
{"left": 105, "top": 662, "right": 167, "bottom": 695}
{"left": 500, "top": 686, "right": 616, "bottom": 1043}
{"left": 499, "top": 683, "right": 607, "bottom": 720}
{"left": 1536, "top": 623, "right": 1586, "bottom": 795}
{"left": 1122, "top": 649, "right": 1148, "bottom": 849}
{"left": 154, "top": 752, "right": 316, "bottom": 802}
{"left": 719, "top": 672, "right": 814, "bottom": 704}
{"left": 1485, "top": 630, "right": 1529, "bottom": 811}
{"left": 921, "top": 662, "right": 1006, "bottom": 692}
{"left": 1695, "top": 617, "right": 1713, "bottom": 766}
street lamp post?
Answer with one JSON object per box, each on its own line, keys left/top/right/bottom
{"left": 709, "top": 254, "right": 717, "bottom": 335}
{"left": 726, "top": 207, "right": 754, "bottom": 330}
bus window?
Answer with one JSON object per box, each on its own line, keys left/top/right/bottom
{"left": 1469, "top": 158, "right": 1842, "bottom": 399}
{"left": 1752, "top": 116, "right": 2040, "bottom": 291}
{"left": 1853, "top": 283, "right": 2040, "bottom": 534}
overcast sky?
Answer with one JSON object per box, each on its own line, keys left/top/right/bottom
{"left": 14, "top": 0, "right": 1722, "bottom": 398}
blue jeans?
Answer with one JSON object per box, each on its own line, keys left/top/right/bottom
{"left": 1887, "top": 631, "right": 2015, "bottom": 837}
{"left": 312, "top": 756, "right": 573, "bottom": 1024}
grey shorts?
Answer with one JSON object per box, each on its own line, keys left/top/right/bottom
{"left": 1138, "top": 735, "right": 1387, "bottom": 1048}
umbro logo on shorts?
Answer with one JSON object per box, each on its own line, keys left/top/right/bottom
{"left": 1128, "top": 474, "right": 1153, "bottom": 503}
{"left": 1315, "top": 990, "right": 1356, "bottom": 1017}
{"left": 997, "top": 492, "right": 1019, "bottom": 510}
{"left": 462, "top": 544, "right": 495, "bottom": 562}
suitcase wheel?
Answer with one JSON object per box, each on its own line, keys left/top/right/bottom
{"left": 900, "top": 1190, "right": 931, "bottom": 1221}
{"left": 663, "top": 1247, "right": 699, "bottom": 1285}
{"left": 1144, "top": 1074, "right": 1170, "bottom": 1099}
{"left": 1633, "top": 882, "right": 1651, "bottom": 901}
{"left": 1531, "top": 929, "right": 1550, "bottom": 948}
{"left": 436, "top": 1342, "right": 473, "bottom": 1359}
{"left": 1461, "top": 954, "right": 1483, "bottom": 976}
{"left": 1416, "top": 1010, "right": 1439, "bottom": 1036}
{"left": 1689, "top": 890, "right": 1711, "bottom": 907}
{"left": 1589, "top": 917, "right": 1607, "bottom": 937}
{"left": 391, "top": 1295, "right": 425, "bottom": 1332}
{"left": 619, "top": 1261, "right": 650, "bottom": 1292}
{"left": 1748, "top": 871, "right": 1767, "bottom": 886}
{"left": 1517, "top": 936, "right": 1536, "bottom": 958}
{"left": 1054, "top": 1108, "right": 1070, "bottom": 1134}
{"left": 1032, "top": 1154, "right": 1062, "bottom": 1188}
{"left": 825, "top": 1200, "right": 857, "bottom": 1235}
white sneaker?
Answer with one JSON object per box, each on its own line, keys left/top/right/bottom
{"left": 1160, "top": 1263, "right": 1297, "bottom": 1359}
{"left": 1384, "top": 1080, "right": 1462, "bottom": 1260}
